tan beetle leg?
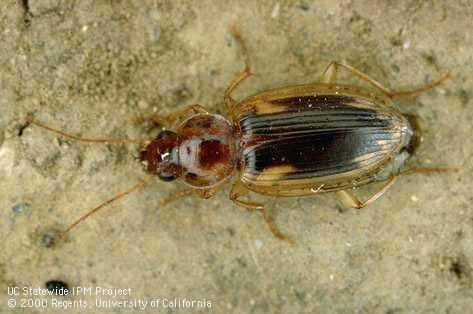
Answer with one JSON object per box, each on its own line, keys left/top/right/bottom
{"left": 224, "top": 25, "right": 252, "bottom": 114}
{"left": 322, "top": 61, "right": 451, "bottom": 99}
{"left": 336, "top": 164, "right": 459, "bottom": 209}
{"left": 399, "top": 166, "right": 460, "bottom": 176}
{"left": 320, "top": 62, "right": 338, "bottom": 83}
{"left": 195, "top": 188, "right": 219, "bottom": 199}
{"left": 159, "top": 186, "right": 220, "bottom": 207}
{"left": 159, "top": 189, "right": 195, "bottom": 207}
{"left": 336, "top": 176, "right": 397, "bottom": 209}
{"left": 230, "top": 181, "right": 294, "bottom": 244}
{"left": 135, "top": 104, "right": 208, "bottom": 129}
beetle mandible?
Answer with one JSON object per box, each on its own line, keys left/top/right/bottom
{"left": 28, "top": 26, "right": 454, "bottom": 244}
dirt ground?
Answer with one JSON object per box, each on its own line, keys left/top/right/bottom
{"left": 1, "top": 1, "right": 472, "bottom": 313}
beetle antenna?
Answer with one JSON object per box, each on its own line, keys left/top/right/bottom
{"left": 58, "top": 178, "right": 150, "bottom": 240}
{"left": 27, "top": 116, "right": 150, "bottom": 144}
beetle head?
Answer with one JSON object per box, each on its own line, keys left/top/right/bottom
{"left": 140, "top": 130, "right": 182, "bottom": 181}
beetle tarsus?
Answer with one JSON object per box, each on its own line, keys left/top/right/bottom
{"left": 321, "top": 61, "right": 450, "bottom": 99}
{"left": 225, "top": 25, "right": 253, "bottom": 115}
{"left": 137, "top": 104, "right": 208, "bottom": 129}
{"left": 224, "top": 67, "right": 252, "bottom": 113}
{"left": 258, "top": 207, "right": 295, "bottom": 245}
{"left": 388, "top": 72, "right": 452, "bottom": 98}
{"left": 159, "top": 189, "right": 195, "bottom": 207}
{"left": 399, "top": 166, "right": 460, "bottom": 176}
{"left": 230, "top": 182, "right": 293, "bottom": 244}
{"left": 336, "top": 176, "right": 397, "bottom": 209}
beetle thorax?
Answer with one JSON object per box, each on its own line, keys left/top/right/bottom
{"left": 177, "top": 113, "right": 237, "bottom": 189}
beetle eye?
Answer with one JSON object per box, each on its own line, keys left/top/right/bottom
{"left": 157, "top": 130, "right": 176, "bottom": 140}
{"left": 158, "top": 170, "right": 177, "bottom": 182}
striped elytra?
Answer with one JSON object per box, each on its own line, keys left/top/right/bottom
{"left": 232, "top": 84, "right": 413, "bottom": 196}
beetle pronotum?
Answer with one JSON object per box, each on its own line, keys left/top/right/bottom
{"left": 28, "top": 26, "right": 455, "bottom": 244}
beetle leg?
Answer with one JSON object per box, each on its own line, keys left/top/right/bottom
{"left": 229, "top": 182, "right": 294, "bottom": 244}
{"left": 323, "top": 61, "right": 450, "bottom": 99}
{"left": 159, "top": 189, "right": 195, "bottom": 207}
{"left": 195, "top": 188, "right": 219, "bottom": 199}
{"left": 322, "top": 61, "right": 394, "bottom": 95}
{"left": 336, "top": 176, "right": 397, "bottom": 209}
{"left": 224, "top": 68, "right": 252, "bottom": 109}
{"left": 399, "top": 167, "right": 460, "bottom": 176}
{"left": 224, "top": 25, "right": 252, "bottom": 114}
{"left": 320, "top": 62, "right": 338, "bottom": 83}
{"left": 387, "top": 73, "right": 451, "bottom": 99}
{"left": 160, "top": 186, "right": 220, "bottom": 207}
{"left": 337, "top": 166, "right": 458, "bottom": 209}
{"left": 162, "top": 104, "right": 208, "bottom": 127}
{"left": 135, "top": 104, "right": 208, "bottom": 129}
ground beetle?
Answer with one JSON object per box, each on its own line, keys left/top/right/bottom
{"left": 28, "top": 27, "right": 453, "bottom": 243}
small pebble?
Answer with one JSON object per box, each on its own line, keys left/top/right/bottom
{"left": 154, "top": 26, "right": 161, "bottom": 42}
{"left": 41, "top": 233, "right": 57, "bottom": 248}
{"left": 45, "top": 280, "right": 69, "bottom": 295}
{"left": 271, "top": 3, "right": 280, "bottom": 18}
{"left": 138, "top": 100, "right": 149, "bottom": 110}
{"left": 255, "top": 239, "right": 263, "bottom": 249}
{"left": 12, "top": 203, "right": 27, "bottom": 214}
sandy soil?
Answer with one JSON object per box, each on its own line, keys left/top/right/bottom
{"left": 1, "top": 1, "right": 472, "bottom": 313}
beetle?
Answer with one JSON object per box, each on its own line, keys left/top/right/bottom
{"left": 28, "top": 27, "right": 453, "bottom": 244}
